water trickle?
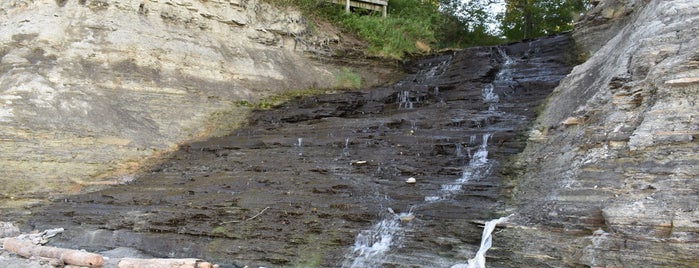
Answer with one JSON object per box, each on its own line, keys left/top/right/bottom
{"left": 343, "top": 138, "right": 350, "bottom": 157}
{"left": 296, "top": 138, "right": 303, "bottom": 156}
{"left": 424, "top": 196, "right": 440, "bottom": 202}
{"left": 417, "top": 55, "right": 454, "bottom": 84}
{"left": 496, "top": 46, "right": 515, "bottom": 65}
{"left": 470, "top": 134, "right": 490, "bottom": 167}
{"left": 397, "top": 91, "right": 414, "bottom": 109}
{"left": 441, "top": 184, "right": 462, "bottom": 191}
{"left": 482, "top": 84, "right": 500, "bottom": 111}
{"left": 493, "top": 46, "right": 517, "bottom": 99}
{"left": 455, "top": 143, "right": 464, "bottom": 158}
{"left": 423, "top": 133, "right": 493, "bottom": 202}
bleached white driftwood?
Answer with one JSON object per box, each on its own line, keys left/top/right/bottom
{"left": 117, "top": 257, "right": 218, "bottom": 268}
{"left": 2, "top": 238, "right": 104, "bottom": 267}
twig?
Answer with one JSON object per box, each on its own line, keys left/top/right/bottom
{"left": 246, "top": 206, "right": 270, "bottom": 222}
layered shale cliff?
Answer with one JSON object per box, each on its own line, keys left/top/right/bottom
{"left": 503, "top": 0, "right": 699, "bottom": 266}
{"left": 1, "top": 0, "right": 698, "bottom": 267}
{"left": 0, "top": 0, "right": 392, "bottom": 210}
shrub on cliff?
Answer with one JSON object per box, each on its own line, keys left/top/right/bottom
{"left": 273, "top": 0, "right": 502, "bottom": 59}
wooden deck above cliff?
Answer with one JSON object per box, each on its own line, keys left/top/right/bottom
{"left": 331, "top": 0, "right": 388, "bottom": 17}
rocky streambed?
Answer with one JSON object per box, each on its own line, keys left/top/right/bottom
{"left": 14, "top": 34, "right": 574, "bottom": 267}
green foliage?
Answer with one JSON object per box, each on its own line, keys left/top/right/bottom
{"left": 438, "top": 0, "right": 506, "bottom": 47}
{"left": 335, "top": 67, "right": 362, "bottom": 89}
{"left": 274, "top": 0, "right": 503, "bottom": 58}
{"left": 324, "top": 0, "right": 443, "bottom": 58}
{"left": 501, "top": 0, "right": 588, "bottom": 40}
{"left": 271, "top": 0, "right": 588, "bottom": 58}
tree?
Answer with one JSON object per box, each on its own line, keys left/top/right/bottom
{"left": 500, "top": 0, "right": 588, "bottom": 40}
{"left": 437, "top": 0, "right": 503, "bottom": 47}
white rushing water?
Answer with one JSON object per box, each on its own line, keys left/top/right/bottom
{"left": 426, "top": 133, "right": 493, "bottom": 202}
{"left": 343, "top": 133, "right": 494, "bottom": 267}
{"left": 345, "top": 210, "right": 414, "bottom": 267}
{"left": 451, "top": 215, "right": 512, "bottom": 268}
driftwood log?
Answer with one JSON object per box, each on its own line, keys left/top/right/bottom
{"left": 117, "top": 258, "right": 218, "bottom": 268}
{"left": 2, "top": 238, "right": 104, "bottom": 267}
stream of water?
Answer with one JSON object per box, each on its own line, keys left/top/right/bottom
{"left": 342, "top": 46, "right": 517, "bottom": 268}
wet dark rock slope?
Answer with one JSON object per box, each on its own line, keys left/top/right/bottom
{"left": 24, "top": 35, "right": 574, "bottom": 267}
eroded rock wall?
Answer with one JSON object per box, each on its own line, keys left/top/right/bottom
{"left": 0, "top": 0, "right": 373, "bottom": 203}
{"left": 506, "top": 0, "right": 699, "bottom": 266}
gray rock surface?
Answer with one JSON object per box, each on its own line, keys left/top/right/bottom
{"left": 505, "top": 0, "right": 699, "bottom": 266}
{"left": 0, "top": 0, "right": 392, "bottom": 209}
{"left": 2, "top": 0, "right": 698, "bottom": 267}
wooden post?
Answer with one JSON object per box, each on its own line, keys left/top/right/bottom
{"left": 345, "top": 0, "right": 350, "bottom": 14}
{"left": 382, "top": 4, "right": 387, "bottom": 17}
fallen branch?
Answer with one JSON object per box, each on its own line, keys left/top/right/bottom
{"left": 246, "top": 206, "right": 270, "bottom": 221}
{"left": 118, "top": 258, "right": 218, "bottom": 268}
{"left": 2, "top": 238, "right": 104, "bottom": 267}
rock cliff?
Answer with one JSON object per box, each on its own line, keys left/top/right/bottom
{"left": 504, "top": 0, "right": 699, "bottom": 266}
{"left": 2, "top": 0, "right": 698, "bottom": 267}
{"left": 0, "top": 0, "right": 391, "bottom": 208}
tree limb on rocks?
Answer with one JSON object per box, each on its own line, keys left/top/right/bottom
{"left": 117, "top": 257, "right": 218, "bottom": 268}
{"left": 2, "top": 238, "right": 104, "bottom": 267}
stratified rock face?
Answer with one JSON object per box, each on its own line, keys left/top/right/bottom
{"left": 0, "top": 0, "right": 352, "bottom": 202}
{"left": 508, "top": 0, "right": 699, "bottom": 266}
{"left": 23, "top": 35, "right": 575, "bottom": 268}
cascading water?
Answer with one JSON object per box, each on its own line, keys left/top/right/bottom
{"left": 481, "top": 84, "right": 500, "bottom": 111}
{"left": 482, "top": 47, "right": 517, "bottom": 111}
{"left": 343, "top": 46, "right": 518, "bottom": 267}
{"left": 343, "top": 138, "right": 351, "bottom": 157}
{"left": 346, "top": 209, "right": 415, "bottom": 267}
{"left": 451, "top": 215, "right": 513, "bottom": 268}
{"left": 396, "top": 53, "right": 456, "bottom": 110}
{"left": 296, "top": 137, "right": 304, "bottom": 156}
{"left": 425, "top": 133, "right": 493, "bottom": 202}
{"left": 397, "top": 90, "right": 414, "bottom": 109}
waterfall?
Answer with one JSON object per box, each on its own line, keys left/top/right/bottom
{"left": 296, "top": 137, "right": 304, "bottom": 156}
{"left": 496, "top": 47, "right": 514, "bottom": 65}
{"left": 481, "top": 84, "right": 500, "bottom": 111}
{"left": 343, "top": 138, "right": 351, "bottom": 157}
{"left": 397, "top": 90, "right": 414, "bottom": 109}
{"left": 493, "top": 46, "right": 517, "bottom": 100}
{"left": 345, "top": 210, "right": 414, "bottom": 267}
{"left": 469, "top": 134, "right": 490, "bottom": 167}
{"left": 417, "top": 54, "right": 455, "bottom": 84}
{"left": 343, "top": 48, "right": 512, "bottom": 267}
{"left": 344, "top": 133, "right": 494, "bottom": 267}
{"left": 451, "top": 215, "right": 512, "bottom": 268}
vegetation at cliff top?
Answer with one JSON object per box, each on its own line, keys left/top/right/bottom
{"left": 274, "top": 0, "right": 589, "bottom": 59}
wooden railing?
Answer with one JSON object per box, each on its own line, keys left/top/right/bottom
{"left": 330, "top": 0, "right": 388, "bottom": 17}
